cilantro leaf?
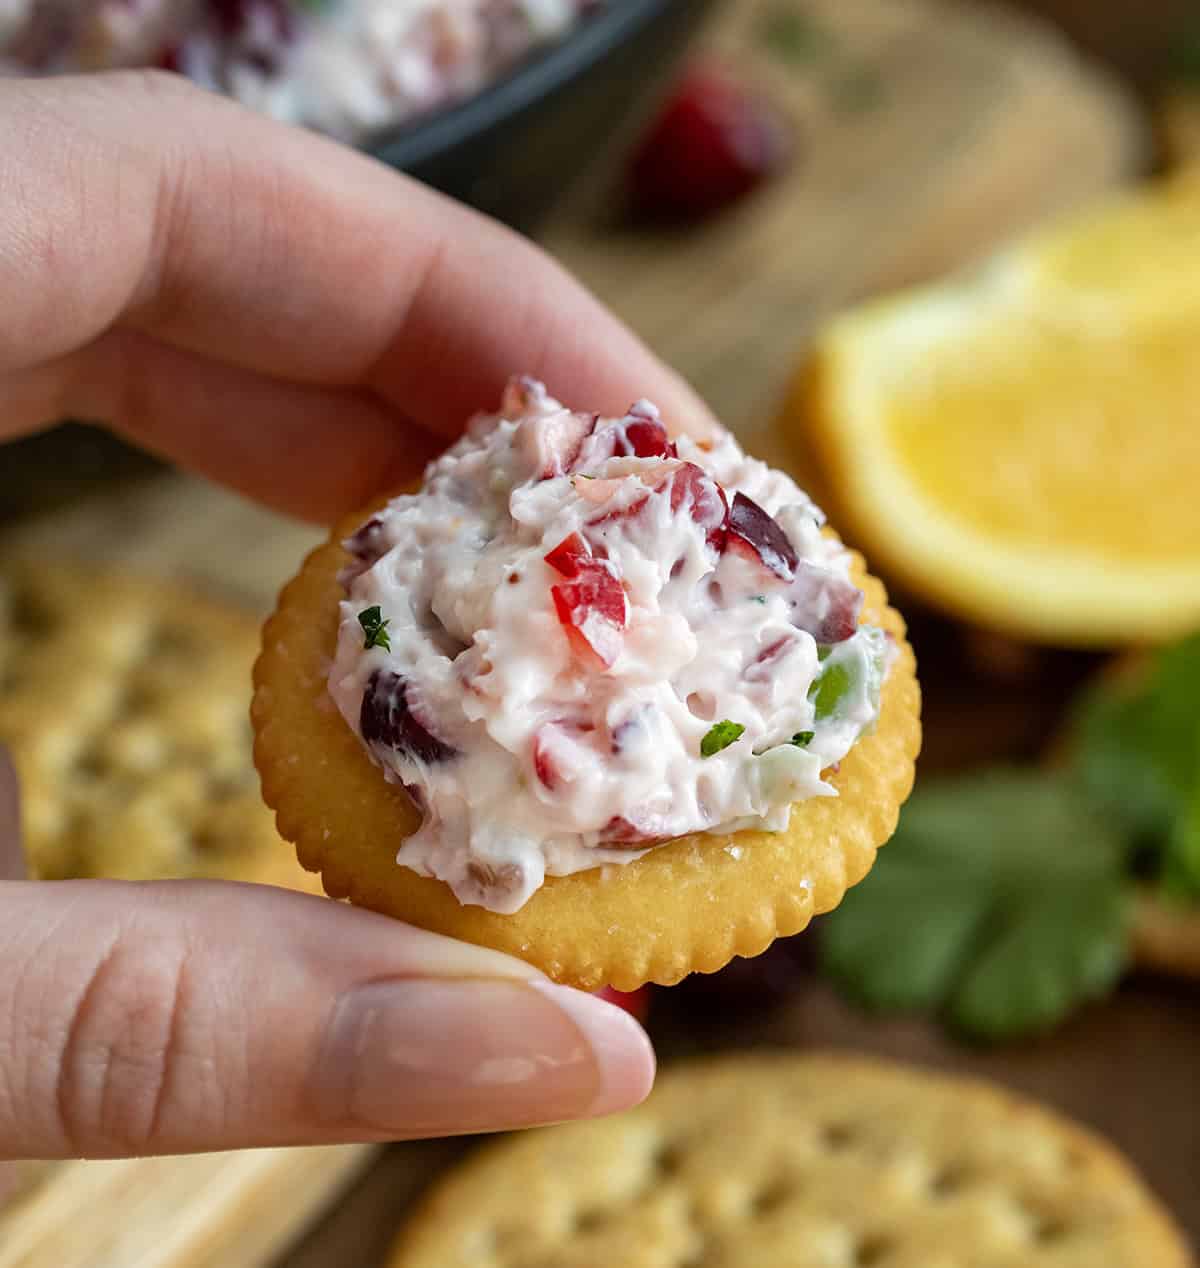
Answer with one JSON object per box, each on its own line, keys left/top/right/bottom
{"left": 821, "top": 770, "right": 1130, "bottom": 1040}
{"left": 791, "top": 731, "right": 815, "bottom": 747}
{"left": 1071, "top": 634, "right": 1200, "bottom": 899}
{"left": 701, "top": 720, "right": 745, "bottom": 758}
{"left": 357, "top": 605, "right": 391, "bottom": 651}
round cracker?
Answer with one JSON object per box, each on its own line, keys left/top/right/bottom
{"left": 0, "top": 559, "right": 323, "bottom": 894}
{"left": 389, "top": 1053, "right": 1192, "bottom": 1268}
{"left": 253, "top": 504, "right": 921, "bottom": 990}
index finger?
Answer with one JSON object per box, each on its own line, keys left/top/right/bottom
{"left": 4, "top": 72, "right": 715, "bottom": 452}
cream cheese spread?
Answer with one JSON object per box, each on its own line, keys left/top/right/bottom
{"left": 330, "top": 378, "right": 890, "bottom": 912}
{"left": 1, "top": 0, "right": 597, "bottom": 142}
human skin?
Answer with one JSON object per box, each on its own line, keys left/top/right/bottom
{"left": 0, "top": 70, "right": 717, "bottom": 1161}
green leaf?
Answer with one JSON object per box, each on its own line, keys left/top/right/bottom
{"left": 820, "top": 770, "right": 1130, "bottom": 1041}
{"left": 791, "top": 731, "right": 815, "bottom": 747}
{"left": 357, "top": 605, "right": 391, "bottom": 651}
{"left": 1071, "top": 634, "right": 1200, "bottom": 899}
{"left": 701, "top": 720, "right": 745, "bottom": 758}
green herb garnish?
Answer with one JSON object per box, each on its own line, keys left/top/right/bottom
{"left": 809, "top": 659, "right": 852, "bottom": 720}
{"left": 358, "top": 605, "right": 391, "bottom": 651}
{"left": 1072, "top": 633, "right": 1200, "bottom": 900}
{"left": 701, "top": 720, "right": 746, "bottom": 758}
{"left": 791, "top": 731, "right": 815, "bottom": 747}
{"left": 821, "top": 770, "right": 1129, "bottom": 1041}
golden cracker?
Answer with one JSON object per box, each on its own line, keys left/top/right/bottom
{"left": 253, "top": 504, "right": 921, "bottom": 990}
{"left": 389, "top": 1053, "right": 1192, "bottom": 1268}
{"left": 0, "top": 559, "right": 322, "bottom": 893}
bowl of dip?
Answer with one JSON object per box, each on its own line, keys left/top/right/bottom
{"left": 0, "top": 0, "right": 713, "bottom": 227}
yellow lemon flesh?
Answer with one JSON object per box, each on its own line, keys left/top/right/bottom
{"left": 801, "top": 171, "right": 1200, "bottom": 645}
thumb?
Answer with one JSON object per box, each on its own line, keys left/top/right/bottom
{"left": 0, "top": 873, "right": 654, "bottom": 1159}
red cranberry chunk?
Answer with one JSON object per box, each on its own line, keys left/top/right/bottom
{"left": 360, "top": 670, "right": 457, "bottom": 764}
{"left": 521, "top": 409, "right": 594, "bottom": 479}
{"left": 594, "top": 985, "right": 652, "bottom": 1024}
{"left": 570, "top": 413, "right": 677, "bottom": 472}
{"left": 624, "top": 417, "right": 676, "bottom": 458}
{"left": 600, "top": 815, "right": 659, "bottom": 847}
{"left": 744, "top": 634, "right": 798, "bottom": 682}
{"left": 532, "top": 718, "right": 596, "bottom": 790}
{"left": 787, "top": 564, "right": 863, "bottom": 643}
{"left": 544, "top": 532, "right": 593, "bottom": 578}
{"left": 628, "top": 63, "right": 791, "bottom": 223}
{"left": 670, "top": 462, "right": 729, "bottom": 550}
{"left": 726, "top": 492, "right": 797, "bottom": 580}
{"left": 551, "top": 559, "right": 628, "bottom": 669}
{"left": 345, "top": 516, "right": 388, "bottom": 564}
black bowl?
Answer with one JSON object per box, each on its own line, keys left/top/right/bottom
{"left": 367, "top": 0, "right": 716, "bottom": 231}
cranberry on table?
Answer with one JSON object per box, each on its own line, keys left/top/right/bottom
{"left": 627, "top": 62, "right": 792, "bottom": 223}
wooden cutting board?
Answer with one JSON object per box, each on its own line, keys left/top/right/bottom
{"left": 0, "top": 2, "right": 1146, "bottom": 1266}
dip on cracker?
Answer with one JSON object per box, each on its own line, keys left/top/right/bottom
{"left": 253, "top": 381, "right": 920, "bottom": 988}
{"left": 328, "top": 378, "right": 891, "bottom": 913}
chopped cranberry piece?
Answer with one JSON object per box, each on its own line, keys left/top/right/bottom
{"left": 360, "top": 670, "right": 457, "bottom": 764}
{"left": 345, "top": 516, "right": 388, "bottom": 563}
{"left": 627, "top": 63, "right": 792, "bottom": 223}
{"left": 519, "top": 408, "right": 594, "bottom": 479}
{"left": 725, "top": 492, "right": 797, "bottom": 580}
{"left": 532, "top": 718, "right": 596, "bottom": 790}
{"left": 594, "top": 985, "right": 652, "bottom": 1024}
{"left": 624, "top": 417, "right": 676, "bottom": 458}
{"left": 670, "top": 462, "right": 729, "bottom": 550}
{"left": 787, "top": 565, "right": 863, "bottom": 643}
{"left": 551, "top": 558, "right": 628, "bottom": 669}
{"left": 569, "top": 411, "right": 676, "bottom": 471}
{"left": 745, "top": 634, "right": 797, "bottom": 681}
{"left": 544, "top": 532, "right": 593, "bottom": 578}
{"left": 600, "top": 815, "right": 658, "bottom": 846}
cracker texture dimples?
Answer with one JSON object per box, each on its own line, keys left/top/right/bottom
{"left": 388, "top": 1053, "right": 1193, "bottom": 1268}
{"left": 253, "top": 501, "right": 921, "bottom": 991}
{"left": 0, "top": 559, "right": 323, "bottom": 892}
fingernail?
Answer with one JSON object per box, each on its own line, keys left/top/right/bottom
{"left": 312, "top": 978, "right": 654, "bottom": 1136}
{"left": 0, "top": 748, "right": 25, "bottom": 882}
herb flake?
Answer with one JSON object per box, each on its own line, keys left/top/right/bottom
{"left": 791, "top": 731, "right": 815, "bottom": 747}
{"left": 701, "top": 720, "right": 746, "bottom": 758}
{"left": 358, "top": 605, "right": 392, "bottom": 651}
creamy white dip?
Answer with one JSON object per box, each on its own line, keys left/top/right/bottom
{"left": 0, "top": 0, "right": 596, "bottom": 142}
{"left": 330, "top": 378, "right": 890, "bottom": 912}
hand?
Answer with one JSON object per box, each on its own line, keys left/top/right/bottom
{"left": 0, "top": 70, "right": 717, "bottom": 1160}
